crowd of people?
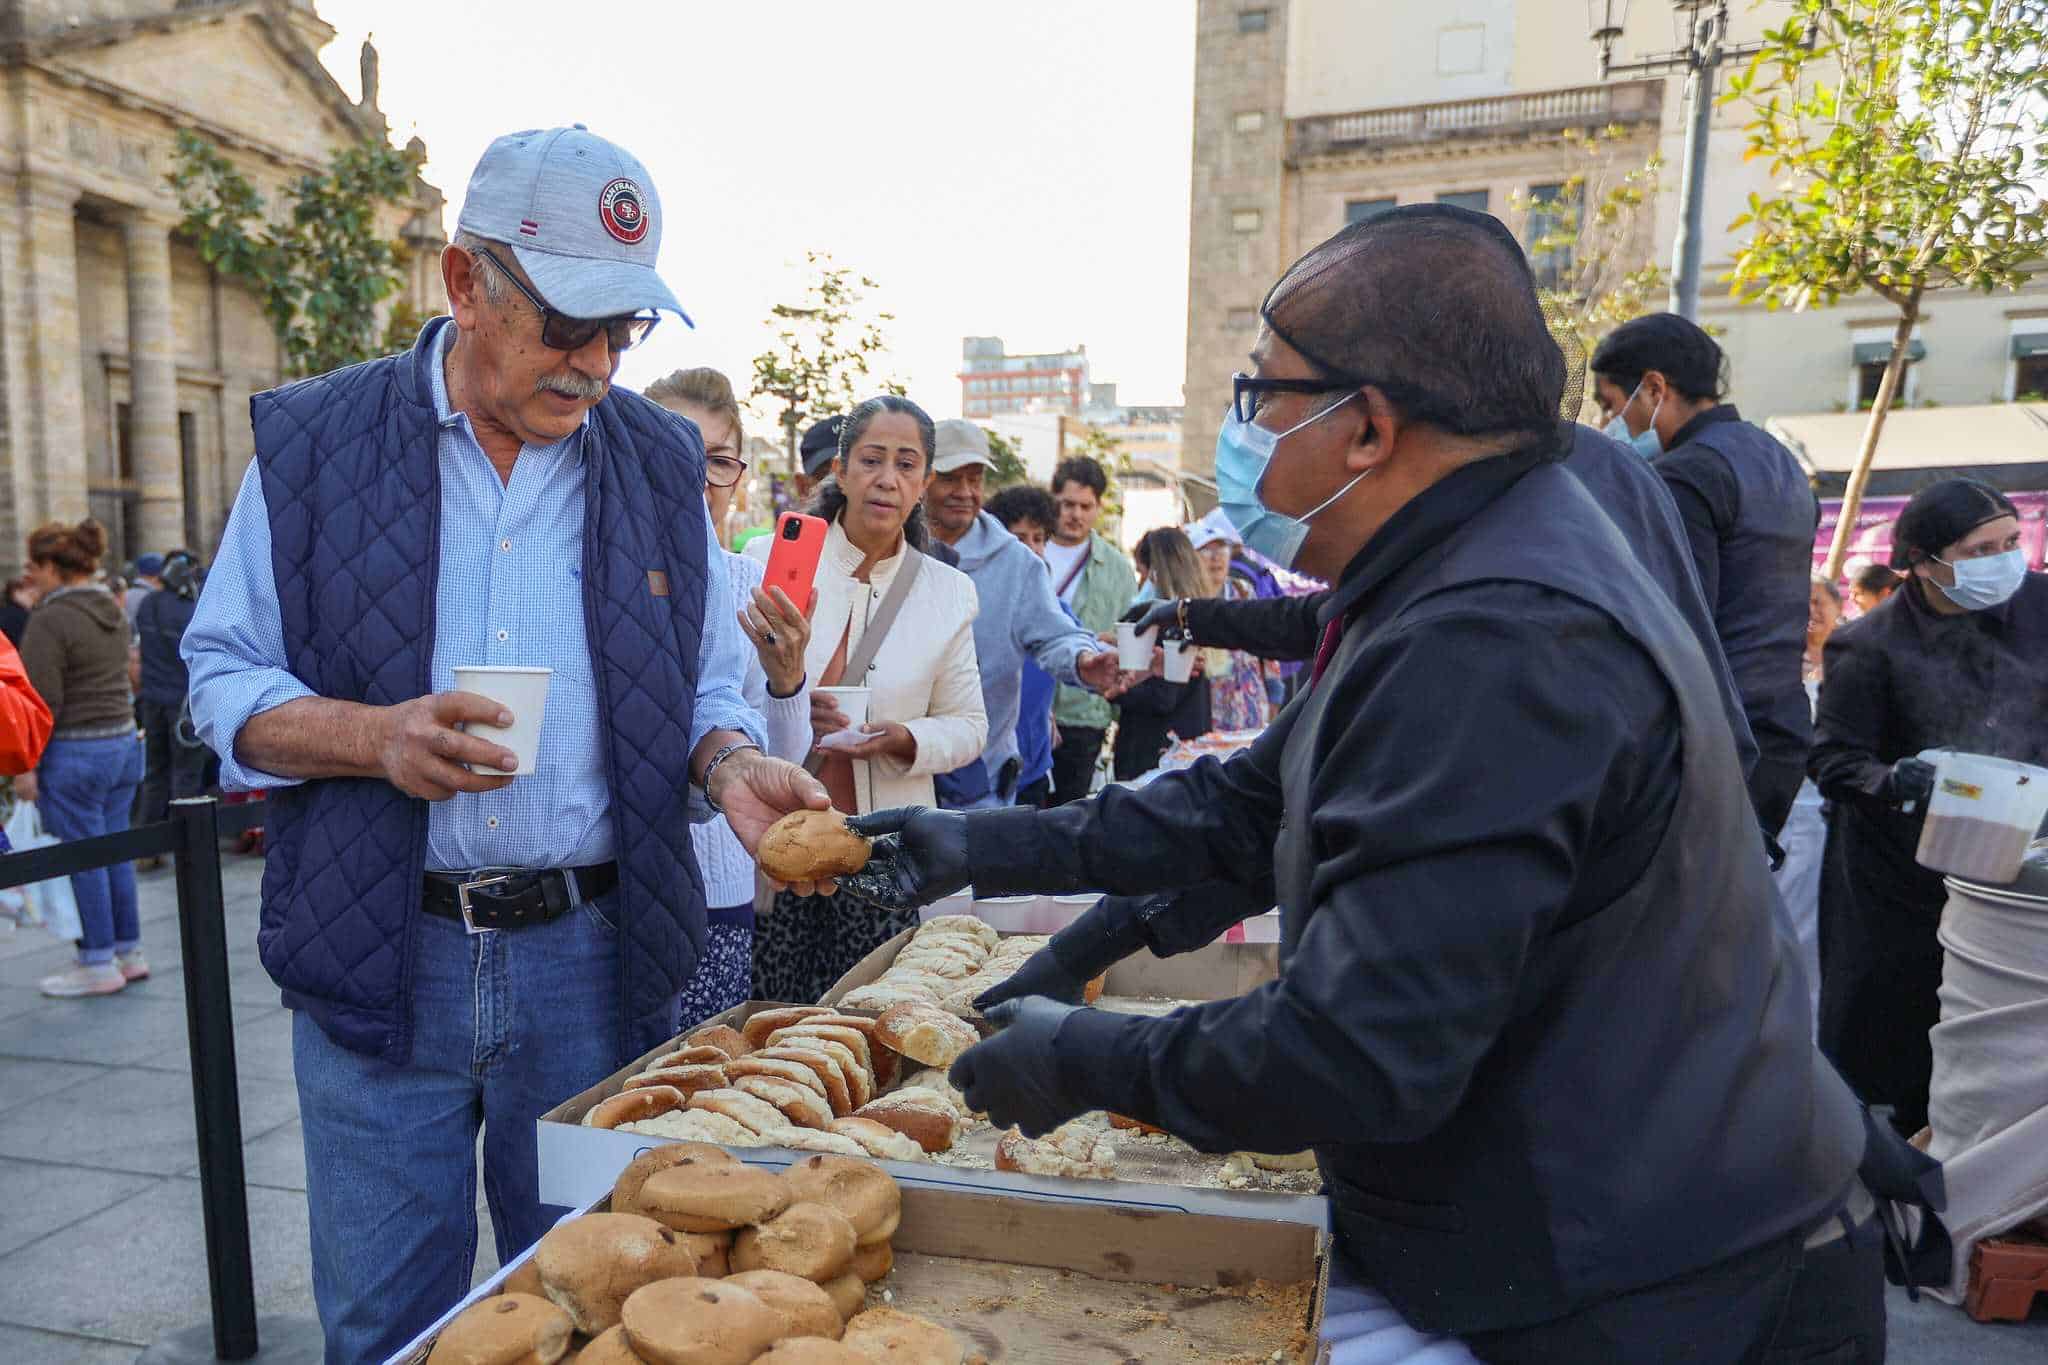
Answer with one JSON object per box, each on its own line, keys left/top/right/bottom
{"left": 0, "top": 120, "right": 2042, "bottom": 1364}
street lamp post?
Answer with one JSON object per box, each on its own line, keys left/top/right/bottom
{"left": 1588, "top": 1, "right": 1773, "bottom": 320}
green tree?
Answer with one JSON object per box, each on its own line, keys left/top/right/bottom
{"left": 982, "top": 427, "right": 1031, "bottom": 488}
{"left": 1510, "top": 125, "right": 1667, "bottom": 414}
{"left": 1724, "top": 0, "right": 2048, "bottom": 576}
{"left": 171, "top": 130, "right": 424, "bottom": 378}
{"left": 750, "top": 252, "right": 903, "bottom": 472}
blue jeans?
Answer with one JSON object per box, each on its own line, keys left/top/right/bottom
{"left": 35, "top": 733, "right": 143, "bottom": 962}
{"left": 293, "top": 894, "right": 624, "bottom": 1363}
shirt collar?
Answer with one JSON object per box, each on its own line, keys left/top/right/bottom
{"left": 1668, "top": 403, "right": 1741, "bottom": 452}
{"left": 1316, "top": 443, "right": 1545, "bottom": 630}
{"left": 430, "top": 320, "right": 591, "bottom": 462}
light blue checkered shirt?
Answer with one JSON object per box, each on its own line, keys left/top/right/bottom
{"left": 183, "top": 324, "right": 762, "bottom": 871}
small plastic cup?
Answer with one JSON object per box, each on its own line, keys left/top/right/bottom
{"left": 1161, "top": 636, "right": 1196, "bottom": 683}
{"left": 451, "top": 666, "right": 551, "bottom": 777}
{"left": 1116, "top": 622, "right": 1158, "bottom": 670}
{"left": 814, "top": 686, "right": 873, "bottom": 752}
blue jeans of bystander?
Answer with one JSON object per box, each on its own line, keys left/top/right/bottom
{"left": 34, "top": 733, "right": 143, "bottom": 962}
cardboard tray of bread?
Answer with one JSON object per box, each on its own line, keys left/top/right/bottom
{"left": 394, "top": 1147, "right": 1331, "bottom": 1364}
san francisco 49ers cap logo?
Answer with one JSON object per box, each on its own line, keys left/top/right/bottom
{"left": 598, "top": 177, "right": 649, "bottom": 245}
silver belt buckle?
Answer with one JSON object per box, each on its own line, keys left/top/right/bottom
{"left": 456, "top": 872, "right": 515, "bottom": 935}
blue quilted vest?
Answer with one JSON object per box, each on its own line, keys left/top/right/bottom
{"left": 252, "top": 317, "right": 708, "bottom": 1067}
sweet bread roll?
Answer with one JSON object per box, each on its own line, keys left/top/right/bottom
{"left": 1108, "top": 1113, "right": 1167, "bottom": 1137}
{"left": 766, "top": 1024, "right": 874, "bottom": 1080}
{"left": 687, "top": 1088, "right": 797, "bottom": 1139}
{"left": 781, "top": 1154, "right": 902, "bottom": 1247}
{"left": 848, "top": 1239, "right": 893, "bottom": 1284}
{"left": 430, "top": 1291, "right": 573, "bottom": 1364}
{"left": 682, "top": 1229, "right": 732, "bottom": 1279}
{"left": 684, "top": 1024, "right": 753, "bottom": 1060}
{"left": 915, "top": 915, "right": 1000, "bottom": 952}
{"left": 757, "top": 1046, "right": 855, "bottom": 1117}
{"left": 620, "top": 1278, "right": 780, "bottom": 1365}
{"left": 636, "top": 1162, "right": 791, "bottom": 1233}
{"left": 888, "top": 949, "right": 974, "bottom": 980}
{"left": 497, "top": 1257, "right": 544, "bottom": 1299}
{"left": 873, "top": 1003, "right": 979, "bottom": 1070}
{"left": 742, "top": 1007, "right": 836, "bottom": 1049}
{"left": 1245, "top": 1150, "right": 1320, "bottom": 1172}
{"left": 734, "top": 1074, "right": 834, "bottom": 1130}
{"left": 533, "top": 1212, "right": 698, "bottom": 1335}
{"left": 612, "top": 1144, "right": 738, "bottom": 1217}
{"left": 643, "top": 1044, "right": 733, "bottom": 1070}
{"left": 775, "top": 1128, "right": 871, "bottom": 1157}
{"left": 758, "top": 808, "right": 872, "bottom": 883}
{"left": 727, "top": 1055, "right": 831, "bottom": 1101}
{"left": 573, "top": 1324, "right": 648, "bottom": 1364}
{"left": 583, "top": 1086, "right": 686, "bottom": 1130}
{"left": 774, "top": 1038, "right": 874, "bottom": 1108}
{"left": 804, "top": 1016, "right": 897, "bottom": 1088}
{"left": 894, "top": 1072, "right": 977, "bottom": 1121}
{"left": 624, "top": 1065, "right": 728, "bottom": 1098}
{"left": 838, "top": 982, "right": 944, "bottom": 1013}
{"left": 819, "top": 1271, "right": 868, "bottom": 1322}
{"left": 994, "top": 1122, "right": 1117, "bottom": 1180}
{"left": 829, "top": 1117, "right": 929, "bottom": 1164}
{"left": 854, "top": 1089, "right": 961, "bottom": 1155}
{"left": 724, "top": 1268, "right": 845, "bottom": 1339}
{"left": 839, "top": 1307, "right": 965, "bottom": 1365}
{"left": 733, "top": 1201, "right": 859, "bottom": 1282}
{"left": 756, "top": 1340, "right": 865, "bottom": 1365}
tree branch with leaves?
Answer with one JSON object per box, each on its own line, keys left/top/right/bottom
{"left": 1725, "top": 0, "right": 2048, "bottom": 576}
{"left": 750, "top": 252, "right": 904, "bottom": 472}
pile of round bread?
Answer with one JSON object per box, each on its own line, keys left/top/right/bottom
{"left": 838, "top": 917, "right": 1101, "bottom": 1015}
{"left": 430, "top": 1147, "right": 965, "bottom": 1364}
{"left": 583, "top": 1005, "right": 984, "bottom": 1158}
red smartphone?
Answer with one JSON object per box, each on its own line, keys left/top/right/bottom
{"left": 762, "top": 512, "right": 827, "bottom": 614}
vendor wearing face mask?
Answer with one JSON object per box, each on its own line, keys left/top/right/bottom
{"left": 1810, "top": 478, "right": 2048, "bottom": 1138}
{"left": 845, "top": 206, "right": 1880, "bottom": 1362}
{"left": 1591, "top": 314, "right": 1818, "bottom": 841}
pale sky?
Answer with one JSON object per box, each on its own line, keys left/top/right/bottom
{"left": 314, "top": 1, "right": 1198, "bottom": 428}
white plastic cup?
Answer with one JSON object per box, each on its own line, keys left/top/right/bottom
{"left": 451, "top": 666, "right": 551, "bottom": 777}
{"left": 814, "top": 685, "right": 873, "bottom": 753}
{"left": 1914, "top": 748, "right": 2048, "bottom": 884}
{"left": 1161, "top": 636, "right": 1196, "bottom": 683}
{"left": 1116, "top": 622, "right": 1158, "bottom": 670}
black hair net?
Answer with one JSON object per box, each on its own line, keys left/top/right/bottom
{"left": 1890, "top": 479, "right": 2019, "bottom": 569}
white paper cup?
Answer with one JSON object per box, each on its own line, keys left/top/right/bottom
{"left": 814, "top": 686, "right": 873, "bottom": 753}
{"left": 451, "top": 666, "right": 550, "bottom": 777}
{"left": 1116, "top": 622, "right": 1158, "bottom": 670}
{"left": 1161, "top": 637, "right": 1196, "bottom": 683}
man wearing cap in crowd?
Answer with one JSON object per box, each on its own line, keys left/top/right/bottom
{"left": 922, "top": 418, "right": 1123, "bottom": 808}
{"left": 123, "top": 551, "right": 163, "bottom": 622}
{"left": 183, "top": 125, "right": 832, "bottom": 1359}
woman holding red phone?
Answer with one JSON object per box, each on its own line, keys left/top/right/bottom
{"left": 646, "top": 369, "right": 814, "bottom": 1024}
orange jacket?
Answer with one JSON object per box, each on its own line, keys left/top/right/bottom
{"left": 0, "top": 633, "right": 53, "bottom": 776}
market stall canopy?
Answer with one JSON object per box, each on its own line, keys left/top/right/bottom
{"left": 1767, "top": 402, "right": 2048, "bottom": 497}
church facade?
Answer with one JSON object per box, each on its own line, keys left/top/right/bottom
{"left": 0, "top": 0, "right": 448, "bottom": 574}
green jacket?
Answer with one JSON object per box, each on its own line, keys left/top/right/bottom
{"left": 1052, "top": 530, "right": 1137, "bottom": 730}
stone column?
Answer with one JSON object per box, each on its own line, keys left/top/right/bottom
{"left": 123, "top": 209, "right": 183, "bottom": 553}
{"left": 22, "top": 177, "right": 87, "bottom": 533}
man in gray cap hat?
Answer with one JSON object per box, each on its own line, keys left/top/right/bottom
{"left": 184, "top": 125, "right": 832, "bottom": 1359}
{"left": 924, "top": 417, "right": 1120, "bottom": 808}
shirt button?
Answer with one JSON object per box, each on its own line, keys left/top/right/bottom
{"left": 486, "top": 816, "right": 500, "bottom": 828}
{"left": 500, "top": 539, "right": 512, "bottom": 552}
{"left": 496, "top": 629, "right": 509, "bottom": 641}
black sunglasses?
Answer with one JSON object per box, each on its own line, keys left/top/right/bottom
{"left": 474, "top": 247, "right": 661, "bottom": 353}
{"left": 1231, "top": 371, "right": 1354, "bottom": 424}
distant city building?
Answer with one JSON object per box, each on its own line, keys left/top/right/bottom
{"left": 960, "top": 336, "right": 1090, "bottom": 418}
{"left": 1101, "top": 405, "right": 1185, "bottom": 469}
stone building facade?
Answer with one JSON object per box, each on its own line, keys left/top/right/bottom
{"left": 0, "top": 0, "right": 447, "bottom": 575}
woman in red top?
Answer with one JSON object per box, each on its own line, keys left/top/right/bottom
{"left": 0, "top": 631, "right": 55, "bottom": 852}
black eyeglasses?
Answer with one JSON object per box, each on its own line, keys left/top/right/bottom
{"left": 705, "top": 453, "right": 748, "bottom": 489}
{"left": 1231, "top": 372, "right": 1354, "bottom": 424}
{"left": 474, "top": 247, "right": 661, "bottom": 353}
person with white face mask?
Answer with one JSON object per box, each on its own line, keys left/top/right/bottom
{"left": 1591, "top": 314, "right": 1819, "bottom": 841}
{"left": 1810, "top": 477, "right": 2048, "bottom": 1139}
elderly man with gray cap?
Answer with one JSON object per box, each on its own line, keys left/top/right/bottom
{"left": 922, "top": 417, "right": 1122, "bottom": 809}
{"left": 183, "top": 125, "right": 831, "bottom": 1358}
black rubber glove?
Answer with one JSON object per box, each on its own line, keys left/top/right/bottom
{"left": 949, "top": 997, "right": 1090, "bottom": 1138}
{"left": 1120, "top": 599, "right": 1182, "bottom": 636}
{"left": 841, "top": 806, "right": 972, "bottom": 909}
{"left": 975, "top": 944, "right": 1092, "bottom": 1010}
{"left": 1887, "top": 757, "right": 1937, "bottom": 806}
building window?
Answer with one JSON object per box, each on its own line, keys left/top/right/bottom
{"left": 1345, "top": 198, "right": 1396, "bottom": 225}
{"left": 1232, "top": 110, "right": 1266, "bottom": 134}
{"left": 1525, "top": 183, "right": 1579, "bottom": 290}
{"left": 1851, "top": 336, "right": 1925, "bottom": 409}
{"left": 1231, "top": 208, "right": 1263, "bottom": 233}
{"left": 2018, "top": 355, "right": 2048, "bottom": 400}
{"left": 1238, "top": 9, "right": 1270, "bottom": 34}
{"left": 1437, "top": 189, "right": 1489, "bottom": 213}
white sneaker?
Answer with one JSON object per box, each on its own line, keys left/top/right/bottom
{"left": 116, "top": 950, "right": 150, "bottom": 982}
{"left": 39, "top": 963, "right": 127, "bottom": 998}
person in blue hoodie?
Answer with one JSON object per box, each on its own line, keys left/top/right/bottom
{"left": 925, "top": 419, "right": 1121, "bottom": 809}
{"left": 984, "top": 485, "right": 1071, "bottom": 806}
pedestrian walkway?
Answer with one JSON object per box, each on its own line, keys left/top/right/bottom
{"left": 0, "top": 853, "right": 2042, "bottom": 1361}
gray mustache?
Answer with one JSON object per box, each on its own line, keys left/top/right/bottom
{"left": 538, "top": 373, "right": 606, "bottom": 400}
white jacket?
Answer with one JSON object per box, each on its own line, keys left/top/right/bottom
{"left": 806, "top": 518, "right": 986, "bottom": 813}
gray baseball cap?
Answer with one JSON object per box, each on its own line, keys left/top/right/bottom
{"left": 931, "top": 418, "right": 993, "bottom": 474}
{"left": 456, "top": 124, "right": 691, "bottom": 326}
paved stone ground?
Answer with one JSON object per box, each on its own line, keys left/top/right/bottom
{"left": 0, "top": 851, "right": 2042, "bottom": 1362}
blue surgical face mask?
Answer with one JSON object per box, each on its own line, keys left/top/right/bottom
{"left": 1215, "top": 392, "right": 1367, "bottom": 568}
{"left": 1932, "top": 548, "right": 2028, "bottom": 611}
{"left": 1602, "top": 380, "right": 1665, "bottom": 459}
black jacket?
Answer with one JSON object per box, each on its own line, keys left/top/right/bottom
{"left": 134, "top": 586, "right": 197, "bottom": 707}
{"left": 1110, "top": 675, "right": 1209, "bottom": 781}
{"left": 967, "top": 451, "right": 1863, "bottom": 1334}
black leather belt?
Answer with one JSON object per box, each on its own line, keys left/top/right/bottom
{"left": 422, "top": 862, "right": 618, "bottom": 932}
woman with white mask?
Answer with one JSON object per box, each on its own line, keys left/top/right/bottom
{"left": 1811, "top": 477, "right": 2048, "bottom": 1137}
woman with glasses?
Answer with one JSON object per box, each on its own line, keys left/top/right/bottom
{"left": 1811, "top": 478, "right": 2048, "bottom": 1135}
{"left": 645, "top": 368, "right": 812, "bottom": 1026}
